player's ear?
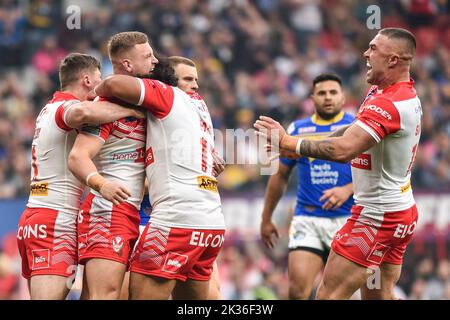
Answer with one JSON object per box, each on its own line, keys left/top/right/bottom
{"left": 122, "top": 59, "right": 132, "bottom": 73}
{"left": 388, "top": 54, "right": 399, "bottom": 68}
{"left": 82, "top": 74, "right": 91, "bottom": 88}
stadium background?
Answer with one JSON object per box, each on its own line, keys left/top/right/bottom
{"left": 0, "top": 0, "right": 449, "bottom": 299}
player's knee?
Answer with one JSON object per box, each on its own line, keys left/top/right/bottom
{"left": 289, "top": 282, "right": 312, "bottom": 300}
{"left": 31, "top": 287, "right": 68, "bottom": 300}
{"left": 315, "top": 282, "right": 329, "bottom": 300}
{"left": 88, "top": 283, "right": 122, "bottom": 300}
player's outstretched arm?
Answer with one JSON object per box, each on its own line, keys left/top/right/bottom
{"left": 65, "top": 100, "right": 145, "bottom": 129}
{"left": 255, "top": 116, "right": 376, "bottom": 163}
{"left": 260, "top": 162, "right": 293, "bottom": 249}
{"left": 68, "top": 133, "right": 131, "bottom": 205}
{"left": 94, "top": 75, "right": 142, "bottom": 105}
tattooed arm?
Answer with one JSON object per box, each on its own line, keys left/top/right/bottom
{"left": 281, "top": 124, "right": 376, "bottom": 162}
{"left": 328, "top": 124, "right": 350, "bottom": 137}
{"left": 254, "top": 117, "right": 376, "bottom": 163}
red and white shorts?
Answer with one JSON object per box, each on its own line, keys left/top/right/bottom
{"left": 332, "top": 204, "right": 418, "bottom": 268}
{"left": 77, "top": 193, "right": 140, "bottom": 266}
{"left": 130, "top": 223, "right": 225, "bottom": 282}
{"left": 17, "top": 207, "right": 77, "bottom": 280}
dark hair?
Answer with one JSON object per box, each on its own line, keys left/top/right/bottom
{"left": 59, "top": 53, "right": 100, "bottom": 90}
{"left": 144, "top": 57, "right": 178, "bottom": 86}
{"left": 108, "top": 31, "right": 149, "bottom": 59}
{"left": 379, "top": 28, "right": 416, "bottom": 54}
{"left": 312, "top": 73, "right": 342, "bottom": 92}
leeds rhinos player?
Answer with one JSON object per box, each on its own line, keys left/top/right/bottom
{"left": 17, "top": 53, "right": 144, "bottom": 300}
{"left": 261, "top": 74, "right": 354, "bottom": 299}
{"left": 94, "top": 58, "right": 225, "bottom": 300}
{"left": 255, "top": 28, "right": 421, "bottom": 300}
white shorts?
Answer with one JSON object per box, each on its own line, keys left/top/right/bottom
{"left": 288, "top": 215, "right": 348, "bottom": 253}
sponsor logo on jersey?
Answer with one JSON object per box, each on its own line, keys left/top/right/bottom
{"left": 330, "top": 124, "right": 348, "bottom": 132}
{"left": 335, "top": 232, "right": 348, "bottom": 241}
{"left": 400, "top": 180, "right": 411, "bottom": 193}
{"left": 197, "top": 176, "right": 218, "bottom": 193}
{"left": 30, "top": 182, "right": 49, "bottom": 196}
{"left": 112, "top": 236, "right": 124, "bottom": 255}
{"left": 351, "top": 154, "right": 372, "bottom": 170}
{"left": 31, "top": 249, "right": 50, "bottom": 270}
{"left": 363, "top": 104, "right": 392, "bottom": 120}
{"left": 297, "top": 126, "right": 316, "bottom": 134}
{"left": 145, "top": 147, "right": 154, "bottom": 168}
{"left": 111, "top": 147, "right": 145, "bottom": 163}
{"left": 189, "top": 231, "right": 225, "bottom": 248}
{"left": 393, "top": 222, "right": 416, "bottom": 239}
{"left": 367, "top": 242, "right": 390, "bottom": 265}
{"left": 33, "top": 127, "right": 41, "bottom": 139}
{"left": 162, "top": 252, "right": 188, "bottom": 273}
{"left": 17, "top": 224, "right": 48, "bottom": 240}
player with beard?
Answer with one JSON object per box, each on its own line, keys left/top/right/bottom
{"left": 255, "top": 28, "right": 421, "bottom": 300}
{"left": 260, "top": 73, "right": 354, "bottom": 299}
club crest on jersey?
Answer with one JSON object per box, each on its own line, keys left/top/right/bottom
{"left": 112, "top": 236, "right": 124, "bottom": 255}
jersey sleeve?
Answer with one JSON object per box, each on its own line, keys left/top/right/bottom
{"left": 279, "top": 121, "right": 297, "bottom": 167}
{"left": 355, "top": 97, "right": 401, "bottom": 143}
{"left": 80, "top": 122, "right": 114, "bottom": 143}
{"left": 137, "top": 78, "right": 175, "bottom": 119}
{"left": 54, "top": 99, "right": 80, "bottom": 131}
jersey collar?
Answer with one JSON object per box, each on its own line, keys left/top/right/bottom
{"left": 376, "top": 79, "right": 414, "bottom": 94}
{"left": 311, "top": 111, "right": 345, "bottom": 126}
{"left": 50, "top": 91, "right": 80, "bottom": 103}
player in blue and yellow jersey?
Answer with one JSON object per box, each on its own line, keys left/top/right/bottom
{"left": 260, "top": 73, "right": 354, "bottom": 299}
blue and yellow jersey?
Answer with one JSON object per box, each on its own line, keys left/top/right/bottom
{"left": 139, "top": 195, "right": 152, "bottom": 226}
{"left": 280, "top": 111, "right": 355, "bottom": 218}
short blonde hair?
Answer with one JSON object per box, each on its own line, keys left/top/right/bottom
{"left": 108, "top": 31, "right": 149, "bottom": 59}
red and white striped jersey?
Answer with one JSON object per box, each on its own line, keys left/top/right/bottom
{"left": 137, "top": 79, "right": 225, "bottom": 229}
{"left": 81, "top": 98, "right": 146, "bottom": 209}
{"left": 27, "top": 91, "right": 83, "bottom": 216}
{"left": 352, "top": 80, "right": 422, "bottom": 214}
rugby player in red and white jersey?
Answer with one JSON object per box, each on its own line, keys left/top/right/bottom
{"left": 160, "top": 56, "right": 224, "bottom": 300}
{"left": 17, "top": 53, "right": 144, "bottom": 300}
{"left": 68, "top": 32, "right": 158, "bottom": 299}
{"left": 117, "top": 56, "right": 226, "bottom": 300}
{"left": 255, "top": 28, "right": 422, "bottom": 299}
{"left": 94, "top": 58, "right": 226, "bottom": 300}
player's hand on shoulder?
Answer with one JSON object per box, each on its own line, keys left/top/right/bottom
{"left": 260, "top": 220, "right": 279, "bottom": 249}
{"left": 130, "top": 107, "right": 146, "bottom": 119}
{"left": 99, "top": 180, "right": 131, "bottom": 206}
{"left": 320, "top": 185, "right": 353, "bottom": 211}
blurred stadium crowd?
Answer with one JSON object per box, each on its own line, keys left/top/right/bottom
{"left": 0, "top": 0, "right": 449, "bottom": 299}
